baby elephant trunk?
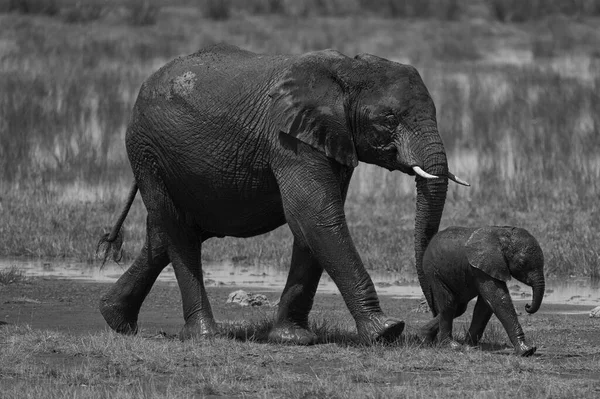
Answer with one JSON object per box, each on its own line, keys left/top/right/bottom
{"left": 525, "top": 280, "right": 545, "bottom": 314}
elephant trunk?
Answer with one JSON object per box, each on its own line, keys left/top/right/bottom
{"left": 526, "top": 279, "right": 545, "bottom": 314}
{"left": 412, "top": 126, "right": 449, "bottom": 310}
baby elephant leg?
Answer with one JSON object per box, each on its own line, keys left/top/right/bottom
{"left": 476, "top": 277, "right": 536, "bottom": 356}
{"left": 433, "top": 281, "right": 463, "bottom": 350}
{"left": 420, "top": 302, "right": 468, "bottom": 344}
{"left": 466, "top": 296, "right": 493, "bottom": 346}
{"left": 438, "top": 307, "right": 462, "bottom": 350}
{"left": 419, "top": 316, "right": 439, "bottom": 343}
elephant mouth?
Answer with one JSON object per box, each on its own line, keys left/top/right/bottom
{"left": 397, "top": 164, "right": 416, "bottom": 175}
{"left": 396, "top": 164, "right": 443, "bottom": 180}
{"left": 390, "top": 144, "right": 469, "bottom": 185}
{"left": 407, "top": 164, "right": 470, "bottom": 186}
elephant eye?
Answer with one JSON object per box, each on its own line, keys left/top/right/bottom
{"left": 383, "top": 113, "right": 397, "bottom": 126}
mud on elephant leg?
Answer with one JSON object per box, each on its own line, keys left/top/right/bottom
{"left": 476, "top": 278, "right": 536, "bottom": 356}
{"left": 99, "top": 215, "right": 169, "bottom": 335}
{"left": 268, "top": 239, "right": 322, "bottom": 345}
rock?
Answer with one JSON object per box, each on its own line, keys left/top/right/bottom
{"left": 412, "top": 298, "right": 431, "bottom": 313}
{"left": 5, "top": 296, "right": 41, "bottom": 304}
{"left": 589, "top": 306, "right": 600, "bottom": 318}
{"left": 226, "top": 290, "right": 271, "bottom": 307}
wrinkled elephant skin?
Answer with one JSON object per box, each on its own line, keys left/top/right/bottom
{"left": 98, "top": 44, "right": 459, "bottom": 344}
{"left": 421, "top": 226, "right": 545, "bottom": 356}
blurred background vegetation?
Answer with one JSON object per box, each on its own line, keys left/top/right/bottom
{"left": 0, "top": 0, "right": 598, "bottom": 279}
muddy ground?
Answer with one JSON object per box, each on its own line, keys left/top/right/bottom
{"left": 3, "top": 277, "right": 600, "bottom": 398}
{"left": 1, "top": 277, "right": 599, "bottom": 353}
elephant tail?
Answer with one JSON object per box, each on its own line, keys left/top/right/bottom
{"left": 96, "top": 182, "right": 138, "bottom": 266}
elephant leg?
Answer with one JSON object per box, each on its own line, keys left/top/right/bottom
{"left": 269, "top": 165, "right": 353, "bottom": 345}
{"left": 476, "top": 277, "right": 536, "bottom": 356}
{"left": 454, "top": 302, "right": 468, "bottom": 318}
{"left": 433, "top": 279, "right": 462, "bottom": 350}
{"left": 269, "top": 238, "right": 323, "bottom": 345}
{"left": 99, "top": 214, "right": 169, "bottom": 335}
{"left": 419, "top": 315, "right": 439, "bottom": 343}
{"left": 419, "top": 301, "right": 467, "bottom": 344}
{"left": 275, "top": 158, "right": 403, "bottom": 344}
{"left": 438, "top": 307, "right": 461, "bottom": 349}
{"left": 466, "top": 296, "right": 493, "bottom": 346}
{"left": 168, "top": 236, "right": 218, "bottom": 340}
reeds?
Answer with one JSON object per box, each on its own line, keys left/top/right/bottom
{"left": 1, "top": 8, "right": 598, "bottom": 277}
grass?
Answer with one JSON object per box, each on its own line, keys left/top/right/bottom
{"left": 1, "top": 282, "right": 599, "bottom": 398}
{"left": 488, "top": 0, "right": 600, "bottom": 22}
{"left": 2, "top": 0, "right": 161, "bottom": 25}
{"left": 1, "top": 6, "right": 598, "bottom": 397}
{"left": 0, "top": 266, "right": 26, "bottom": 284}
{"left": 0, "top": 5, "right": 599, "bottom": 280}
{"left": 5, "top": 0, "right": 599, "bottom": 23}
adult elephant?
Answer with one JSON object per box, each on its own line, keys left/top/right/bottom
{"left": 98, "top": 43, "right": 467, "bottom": 345}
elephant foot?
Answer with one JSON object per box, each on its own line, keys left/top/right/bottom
{"left": 179, "top": 318, "right": 219, "bottom": 341}
{"left": 268, "top": 324, "right": 318, "bottom": 345}
{"left": 417, "top": 326, "right": 438, "bottom": 344}
{"left": 357, "top": 315, "right": 405, "bottom": 344}
{"left": 99, "top": 297, "right": 138, "bottom": 335}
{"left": 514, "top": 341, "right": 536, "bottom": 357}
{"left": 464, "top": 335, "right": 480, "bottom": 347}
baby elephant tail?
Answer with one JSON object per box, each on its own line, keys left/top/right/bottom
{"left": 96, "top": 183, "right": 138, "bottom": 266}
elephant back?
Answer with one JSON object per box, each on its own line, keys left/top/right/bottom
{"left": 424, "top": 227, "right": 472, "bottom": 272}
{"left": 137, "top": 44, "right": 291, "bottom": 107}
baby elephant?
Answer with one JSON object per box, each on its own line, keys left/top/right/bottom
{"left": 421, "top": 226, "right": 544, "bottom": 356}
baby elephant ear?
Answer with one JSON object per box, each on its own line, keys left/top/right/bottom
{"left": 465, "top": 227, "right": 511, "bottom": 282}
{"left": 269, "top": 54, "right": 358, "bottom": 167}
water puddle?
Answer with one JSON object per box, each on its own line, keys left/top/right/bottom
{"left": 1, "top": 258, "right": 599, "bottom": 306}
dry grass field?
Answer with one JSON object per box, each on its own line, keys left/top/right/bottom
{"left": 0, "top": 276, "right": 599, "bottom": 398}
{"left": 1, "top": 1, "right": 600, "bottom": 397}
{"left": 1, "top": 0, "right": 599, "bottom": 279}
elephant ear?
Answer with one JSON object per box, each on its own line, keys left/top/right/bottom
{"left": 465, "top": 227, "right": 511, "bottom": 282}
{"left": 269, "top": 52, "right": 358, "bottom": 167}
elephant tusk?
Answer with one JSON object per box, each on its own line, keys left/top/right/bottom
{"left": 448, "top": 171, "right": 470, "bottom": 186}
{"left": 412, "top": 166, "right": 438, "bottom": 179}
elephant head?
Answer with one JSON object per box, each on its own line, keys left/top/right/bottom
{"left": 270, "top": 50, "right": 467, "bottom": 306}
{"left": 465, "top": 226, "right": 545, "bottom": 313}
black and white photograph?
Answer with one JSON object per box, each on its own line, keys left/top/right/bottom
{"left": 1, "top": 0, "right": 599, "bottom": 397}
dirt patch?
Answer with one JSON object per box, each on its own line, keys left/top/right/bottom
{"left": 2, "top": 277, "right": 600, "bottom": 398}
{"left": 1, "top": 277, "right": 599, "bottom": 351}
